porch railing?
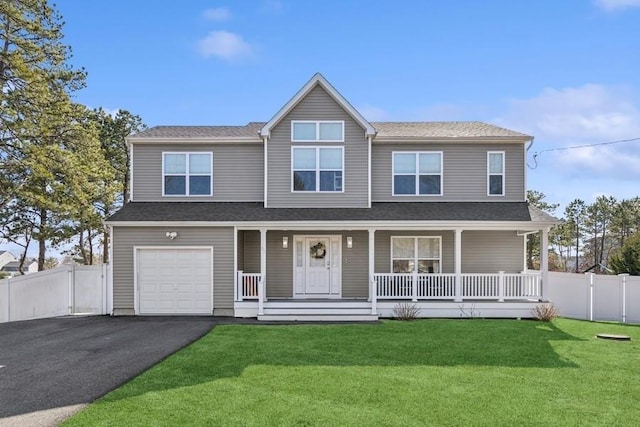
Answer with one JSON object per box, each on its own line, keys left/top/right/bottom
{"left": 372, "top": 272, "right": 541, "bottom": 302}
{"left": 236, "top": 271, "right": 263, "bottom": 301}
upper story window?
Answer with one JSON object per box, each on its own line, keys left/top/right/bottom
{"left": 292, "top": 146, "right": 343, "bottom": 192}
{"left": 391, "top": 236, "right": 441, "bottom": 273}
{"left": 488, "top": 151, "right": 505, "bottom": 196}
{"left": 163, "top": 152, "right": 212, "bottom": 196}
{"left": 292, "top": 120, "right": 344, "bottom": 142}
{"left": 392, "top": 152, "right": 443, "bottom": 196}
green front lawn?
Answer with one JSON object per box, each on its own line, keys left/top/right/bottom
{"left": 64, "top": 319, "right": 640, "bottom": 426}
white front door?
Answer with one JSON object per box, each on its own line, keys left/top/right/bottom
{"left": 294, "top": 235, "right": 342, "bottom": 298}
{"left": 305, "top": 237, "right": 331, "bottom": 294}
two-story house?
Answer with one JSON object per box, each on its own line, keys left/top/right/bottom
{"left": 106, "top": 73, "right": 557, "bottom": 320}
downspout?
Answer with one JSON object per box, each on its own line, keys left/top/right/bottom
{"left": 524, "top": 137, "right": 534, "bottom": 202}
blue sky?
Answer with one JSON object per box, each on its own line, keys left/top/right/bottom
{"left": 55, "top": 0, "right": 640, "bottom": 213}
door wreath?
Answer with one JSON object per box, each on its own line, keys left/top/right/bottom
{"left": 310, "top": 241, "right": 326, "bottom": 259}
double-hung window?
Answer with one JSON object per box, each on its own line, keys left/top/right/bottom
{"left": 488, "top": 151, "right": 505, "bottom": 196}
{"left": 393, "top": 152, "right": 442, "bottom": 195}
{"left": 292, "top": 121, "right": 344, "bottom": 142}
{"left": 391, "top": 236, "right": 441, "bottom": 273}
{"left": 163, "top": 152, "right": 212, "bottom": 196}
{"left": 292, "top": 147, "right": 343, "bottom": 192}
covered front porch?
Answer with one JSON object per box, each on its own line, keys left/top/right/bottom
{"left": 233, "top": 225, "right": 551, "bottom": 321}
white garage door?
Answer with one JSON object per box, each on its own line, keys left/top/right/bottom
{"left": 137, "top": 247, "right": 213, "bottom": 315}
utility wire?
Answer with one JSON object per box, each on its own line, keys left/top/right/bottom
{"left": 528, "top": 136, "right": 640, "bottom": 169}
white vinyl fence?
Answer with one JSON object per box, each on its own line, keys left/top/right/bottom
{"left": 0, "top": 264, "right": 110, "bottom": 323}
{"left": 548, "top": 272, "right": 640, "bottom": 324}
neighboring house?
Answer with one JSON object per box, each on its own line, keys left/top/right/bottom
{"left": 0, "top": 250, "right": 16, "bottom": 271}
{"left": 106, "top": 73, "right": 558, "bottom": 320}
{"left": 1, "top": 258, "right": 38, "bottom": 277}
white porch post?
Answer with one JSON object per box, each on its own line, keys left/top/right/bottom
{"left": 233, "top": 227, "right": 238, "bottom": 303}
{"left": 258, "top": 228, "right": 267, "bottom": 315}
{"left": 368, "top": 228, "right": 377, "bottom": 315}
{"left": 454, "top": 228, "right": 462, "bottom": 302}
{"left": 540, "top": 227, "right": 549, "bottom": 302}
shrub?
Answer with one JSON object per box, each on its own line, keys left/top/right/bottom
{"left": 532, "top": 303, "right": 558, "bottom": 321}
{"left": 393, "top": 302, "right": 421, "bottom": 320}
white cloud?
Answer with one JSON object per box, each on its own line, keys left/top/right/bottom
{"left": 357, "top": 105, "right": 391, "bottom": 121}
{"left": 496, "top": 84, "right": 640, "bottom": 141}
{"left": 197, "top": 30, "right": 254, "bottom": 62}
{"left": 495, "top": 84, "right": 640, "bottom": 181}
{"left": 203, "top": 7, "right": 231, "bottom": 22}
{"left": 594, "top": 0, "right": 640, "bottom": 11}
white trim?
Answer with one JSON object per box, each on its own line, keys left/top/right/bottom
{"left": 263, "top": 136, "right": 268, "bottom": 207}
{"left": 390, "top": 236, "right": 442, "bottom": 274}
{"left": 233, "top": 226, "right": 238, "bottom": 304}
{"left": 291, "top": 120, "right": 345, "bottom": 142}
{"left": 129, "top": 142, "right": 134, "bottom": 202}
{"left": 487, "top": 151, "right": 505, "bottom": 197}
{"left": 291, "top": 146, "right": 345, "bottom": 193}
{"left": 107, "top": 225, "right": 114, "bottom": 315}
{"left": 162, "top": 152, "right": 213, "bottom": 197}
{"left": 367, "top": 135, "right": 372, "bottom": 208}
{"left": 292, "top": 234, "right": 342, "bottom": 299}
{"left": 259, "top": 73, "right": 376, "bottom": 138}
{"left": 133, "top": 246, "right": 214, "bottom": 315}
{"left": 128, "top": 137, "right": 261, "bottom": 144}
{"left": 107, "top": 220, "right": 559, "bottom": 230}
{"left": 392, "top": 151, "right": 443, "bottom": 196}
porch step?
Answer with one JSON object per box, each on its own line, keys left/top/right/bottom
{"left": 257, "top": 313, "right": 379, "bottom": 322}
{"left": 262, "top": 307, "right": 374, "bottom": 315}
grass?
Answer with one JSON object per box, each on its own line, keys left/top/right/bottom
{"left": 64, "top": 318, "right": 640, "bottom": 426}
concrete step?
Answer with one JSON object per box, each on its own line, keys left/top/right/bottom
{"left": 262, "top": 307, "right": 373, "bottom": 315}
{"left": 257, "top": 314, "right": 379, "bottom": 322}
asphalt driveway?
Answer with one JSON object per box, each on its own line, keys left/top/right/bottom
{"left": 0, "top": 315, "right": 222, "bottom": 423}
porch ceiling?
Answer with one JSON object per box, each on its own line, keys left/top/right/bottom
{"left": 108, "top": 201, "right": 557, "bottom": 226}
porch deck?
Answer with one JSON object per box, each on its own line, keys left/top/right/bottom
{"left": 235, "top": 272, "right": 543, "bottom": 321}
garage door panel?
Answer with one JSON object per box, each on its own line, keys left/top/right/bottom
{"left": 137, "top": 248, "right": 213, "bottom": 315}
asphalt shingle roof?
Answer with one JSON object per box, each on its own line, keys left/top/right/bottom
{"left": 108, "top": 202, "right": 556, "bottom": 224}
{"left": 371, "top": 121, "right": 530, "bottom": 138}
{"left": 130, "top": 121, "right": 529, "bottom": 139}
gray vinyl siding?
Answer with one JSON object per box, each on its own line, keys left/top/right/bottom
{"left": 242, "top": 230, "right": 369, "bottom": 298}
{"left": 461, "top": 231, "right": 524, "bottom": 273}
{"left": 374, "top": 231, "right": 455, "bottom": 273}
{"left": 242, "top": 230, "right": 260, "bottom": 273}
{"left": 371, "top": 143, "right": 525, "bottom": 202}
{"left": 112, "top": 226, "right": 234, "bottom": 312}
{"left": 132, "top": 143, "right": 263, "bottom": 202}
{"left": 267, "top": 85, "right": 369, "bottom": 208}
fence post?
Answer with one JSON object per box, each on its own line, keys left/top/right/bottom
{"left": 498, "top": 271, "right": 505, "bottom": 302}
{"left": 619, "top": 274, "right": 629, "bottom": 324}
{"left": 7, "top": 276, "right": 11, "bottom": 322}
{"left": 587, "top": 272, "right": 594, "bottom": 322}
{"left": 67, "top": 264, "right": 74, "bottom": 315}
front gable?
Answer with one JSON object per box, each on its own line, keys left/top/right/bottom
{"left": 260, "top": 73, "right": 376, "bottom": 139}
{"left": 264, "top": 76, "right": 372, "bottom": 208}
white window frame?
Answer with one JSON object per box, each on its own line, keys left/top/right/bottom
{"left": 291, "top": 146, "right": 345, "bottom": 193}
{"left": 390, "top": 236, "right": 442, "bottom": 274}
{"left": 291, "top": 120, "right": 345, "bottom": 142}
{"left": 392, "top": 151, "right": 443, "bottom": 196}
{"left": 487, "top": 151, "right": 505, "bottom": 196}
{"left": 162, "top": 152, "right": 213, "bottom": 197}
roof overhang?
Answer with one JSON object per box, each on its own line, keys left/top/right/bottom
{"left": 259, "top": 73, "right": 377, "bottom": 139}
{"left": 126, "top": 136, "right": 262, "bottom": 144}
{"left": 373, "top": 136, "right": 533, "bottom": 144}
{"left": 106, "top": 219, "right": 556, "bottom": 231}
